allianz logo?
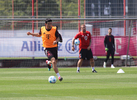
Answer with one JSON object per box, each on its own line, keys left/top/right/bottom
{"left": 65, "top": 39, "right": 79, "bottom": 54}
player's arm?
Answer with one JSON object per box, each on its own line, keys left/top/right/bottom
{"left": 72, "top": 33, "right": 80, "bottom": 51}
{"left": 55, "top": 26, "right": 63, "bottom": 42}
{"left": 58, "top": 33, "right": 63, "bottom": 42}
{"left": 87, "top": 39, "right": 91, "bottom": 50}
{"left": 27, "top": 32, "right": 41, "bottom": 37}
{"left": 53, "top": 29, "right": 61, "bottom": 45}
{"left": 87, "top": 33, "right": 92, "bottom": 50}
{"left": 27, "top": 28, "right": 41, "bottom": 37}
{"left": 71, "top": 38, "right": 76, "bottom": 51}
{"left": 113, "top": 36, "right": 115, "bottom": 50}
{"left": 72, "top": 38, "right": 76, "bottom": 47}
{"left": 56, "top": 37, "right": 60, "bottom": 42}
{"left": 104, "top": 36, "right": 108, "bottom": 51}
{"left": 104, "top": 36, "right": 107, "bottom": 47}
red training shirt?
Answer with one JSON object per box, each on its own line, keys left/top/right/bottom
{"left": 74, "top": 31, "right": 91, "bottom": 49}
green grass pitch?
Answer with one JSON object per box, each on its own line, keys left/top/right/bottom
{"left": 0, "top": 67, "right": 137, "bottom": 100}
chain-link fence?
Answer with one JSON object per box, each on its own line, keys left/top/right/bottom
{"left": 0, "top": 18, "right": 136, "bottom": 37}
{"left": 0, "top": 0, "right": 137, "bottom": 18}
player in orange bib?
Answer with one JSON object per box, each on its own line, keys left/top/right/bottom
{"left": 27, "top": 18, "right": 63, "bottom": 81}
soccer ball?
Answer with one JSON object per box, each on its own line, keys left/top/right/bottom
{"left": 74, "top": 39, "right": 80, "bottom": 45}
{"left": 48, "top": 76, "right": 56, "bottom": 83}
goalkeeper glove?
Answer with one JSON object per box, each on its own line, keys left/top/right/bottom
{"left": 105, "top": 48, "right": 109, "bottom": 51}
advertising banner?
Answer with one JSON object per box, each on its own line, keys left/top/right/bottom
{"left": 91, "top": 36, "right": 137, "bottom": 56}
{"left": 0, "top": 36, "right": 136, "bottom": 57}
{"left": 0, "top": 38, "right": 79, "bottom": 57}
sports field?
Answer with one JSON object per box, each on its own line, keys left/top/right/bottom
{"left": 0, "top": 67, "right": 137, "bottom": 100}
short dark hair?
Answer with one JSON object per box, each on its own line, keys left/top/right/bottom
{"left": 109, "top": 28, "right": 112, "bottom": 30}
{"left": 45, "top": 18, "right": 52, "bottom": 24}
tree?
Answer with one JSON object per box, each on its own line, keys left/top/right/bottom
{"left": 0, "top": 0, "right": 59, "bottom": 17}
{"left": 56, "top": 0, "right": 84, "bottom": 17}
{"left": 0, "top": 0, "right": 60, "bottom": 29}
{"left": 55, "top": 0, "right": 84, "bottom": 29}
{"left": 14, "top": 0, "right": 32, "bottom": 16}
{"left": 36, "top": 0, "right": 59, "bottom": 16}
{"left": 0, "top": 1, "right": 12, "bottom": 16}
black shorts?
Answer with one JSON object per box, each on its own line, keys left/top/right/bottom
{"left": 107, "top": 49, "right": 115, "bottom": 56}
{"left": 79, "top": 49, "right": 93, "bottom": 60}
{"left": 44, "top": 47, "right": 58, "bottom": 60}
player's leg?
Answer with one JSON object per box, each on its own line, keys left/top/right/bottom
{"left": 52, "top": 48, "right": 63, "bottom": 81}
{"left": 44, "top": 48, "right": 52, "bottom": 71}
{"left": 89, "top": 58, "right": 97, "bottom": 72}
{"left": 77, "top": 58, "right": 83, "bottom": 73}
{"left": 46, "top": 60, "right": 52, "bottom": 71}
{"left": 77, "top": 49, "right": 85, "bottom": 73}
{"left": 50, "top": 57, "right": 62, "bottom": 81}
{"left": 50, "top": 57, "right": 58, "bottom": 73}
{"left": 44, "top": 48, "right": 63, "bottom": 81}
{"left": 50, "top": 57, "right": 59, "bottom": 74}
{"left": 46, "top": 60, "right": 51, "bottom": 64}
{"left": 110, "top": 50, "right": 115, "bottom": 68}
{"left": 46, "top": 42, "right": 59, "bottom": 70}
{"left": 87, "top": 49, "right": 97, "bottom": 73}
{"left": 103, "top": 50, "right": 110, "bottom": 68}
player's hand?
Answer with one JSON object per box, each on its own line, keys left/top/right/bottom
{"left": 105, "top": 48, "right": 109, "bottom": 51}
{"left": 53, "top": 41, "right": 57, "bottom": 45}
{"left": 72, "top": 46, "right": 75, "bottom": 51}
{"left": 105, "top": 51, "right": 107, "bottom": 55}
{"left": 87, "top": 46, "right": 91, "bottom": 50}
{"left": 27, "top": 32, "right": 31, "bottom": 35}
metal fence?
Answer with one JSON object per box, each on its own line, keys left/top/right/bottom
{"left": 0, "top": 18, "right": 136, "bottom": 37}
{"left": 0, "top": 0, "right": 137, "bottom": 18}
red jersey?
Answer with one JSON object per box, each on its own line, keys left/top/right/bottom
{"left": 74, "top": 31, "right": 91, "bottom": 49}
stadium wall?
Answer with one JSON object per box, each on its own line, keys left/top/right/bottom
{"left": 0, "top": 58, "right": 135, "bottom": 68}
